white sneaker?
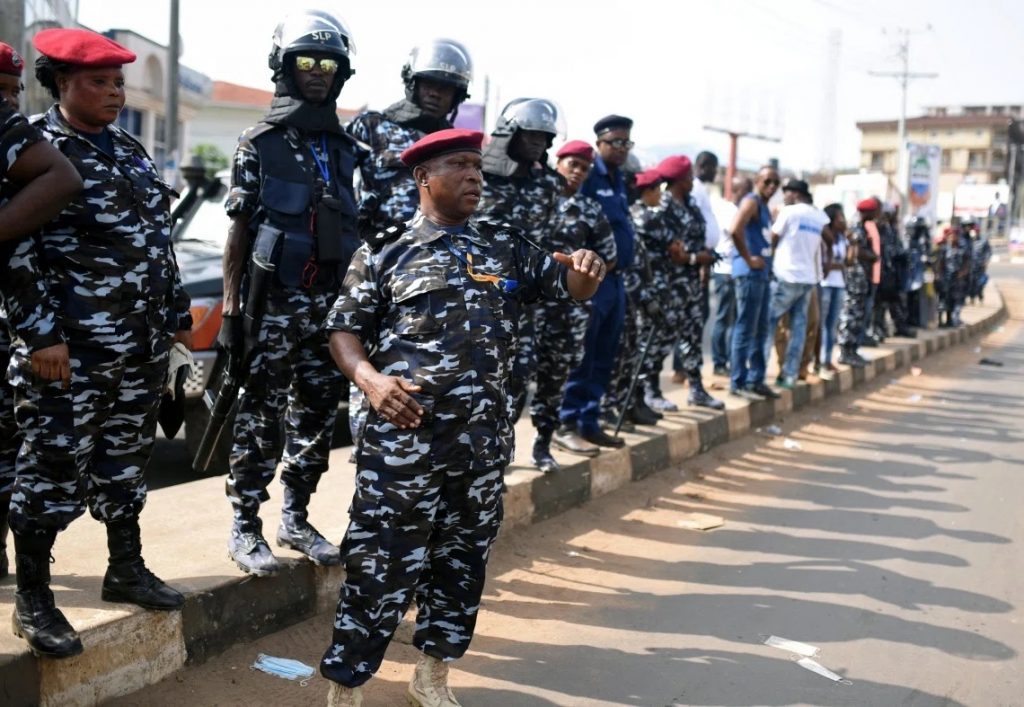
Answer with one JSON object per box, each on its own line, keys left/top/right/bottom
{"left": 407, "top": 654, "right": 461, "bottom": 707}
{"left": 644, "top": 394, "right": 679, "bottom": 413}
{"left": 327, "top": 682, "right": 362, "bottom": 707}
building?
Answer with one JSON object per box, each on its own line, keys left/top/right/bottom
{"left": 857, "top": 105, "right": 1019, "bottom": 193}
{"left": 188, "top": 80, "right": 363, "bottom": 167}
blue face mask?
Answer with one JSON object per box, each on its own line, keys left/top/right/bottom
{"left": 251, "top": 654, "right": 316, "bottom": 685}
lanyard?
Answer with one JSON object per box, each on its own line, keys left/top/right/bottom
{"left": 308, "top": 135, "right": 331, "bottom": 188}
{"left": 444, "top": 237, "right": 519, "bottom": 294}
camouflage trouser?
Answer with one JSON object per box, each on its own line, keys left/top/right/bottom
{"left": 642, "top": 273, "right": 684, "bottom": 395}
{"left": 530, "top": 301, "right": 590, "bottom": 439}
{"left": 603, "top": 290, "right": 644, "bottom": 414}
{"left": 227, "top": 289, "right": 344, "bottom": 514}
{"left": 1, "top": 324, "right": 17, "bottom": 500}
{"left": 837, "top": 271, "right": 869, "bottom": 349}
{"left": 873, "top": 287, "right": 908, "bottom": 335}
{"left": 508, "top": 309, "right": 535, "bottom": 424}
{"left": 320, "top": 465, "right": 504, "bottom": 688}
{"left": 7, "top": 343, "right": 167, "bottom": 534}
{"left": 671, "top": 275, "right": 705, "bottom": 376}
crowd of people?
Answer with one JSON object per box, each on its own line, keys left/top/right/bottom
{"left": 0, "top": 10, "right": 996, "bottom": 707}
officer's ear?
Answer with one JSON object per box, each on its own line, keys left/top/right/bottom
{"left": 413, "top": 164, "right": 430, "bottom": 188}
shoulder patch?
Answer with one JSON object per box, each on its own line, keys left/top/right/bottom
{"left": 367, "top": 222, "right": 407, "bottom": 252}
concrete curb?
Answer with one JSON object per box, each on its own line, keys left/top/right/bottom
{"left": 0, "top": 292, "right": 1007, "bottom": 706}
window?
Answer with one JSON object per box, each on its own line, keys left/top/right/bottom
{"left": 968, "top": 150, "right": 987, "bottom": 170}
{"left": 117, "top": 107, "right": 144, "bottom": 138}
{"left": 992, "top": 106, "right": 1006, "bottom": 115}
{"left": 933, "top": 107, "right": 947, "bottom": 116}
{"left": 991, "top": 149, "right": 1006, "bottom": 171}
{"left": 941, "top": 150, "right": 952, "bottom": 168}
{"left": 870, "top": 151, "right": 885, "bottom": 170}
{"left": 964, "top": 106, "right": 986, "bottom": 115}
{"left": 152, "top": 116, "right": 184, "bottom": 169}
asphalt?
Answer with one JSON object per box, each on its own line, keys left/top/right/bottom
{"left": 109, "top": 272, "right": 1024, "bottom": 707}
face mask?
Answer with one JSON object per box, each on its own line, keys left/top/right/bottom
{"left": 251, "top": 654, "right": 315, "bottom": 685}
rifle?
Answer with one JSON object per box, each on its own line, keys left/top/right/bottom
{"left": 614, "top": 322, "right": 657, "bottom": 438}
{"left": 192, "top": 246, "right": 275, "bottom": 473}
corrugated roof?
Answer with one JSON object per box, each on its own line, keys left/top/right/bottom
{"left": 857, "top": 114, "right": 1015, "bottom": 131}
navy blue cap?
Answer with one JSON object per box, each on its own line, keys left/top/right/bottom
{"left": 593, "top": 114, "right": 633, "bottom": 136}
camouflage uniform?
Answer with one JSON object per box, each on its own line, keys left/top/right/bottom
{"left": 603, "top": 234, "right": 652, "bottom": 415}
{"left": 872, "top": 221, "right": 909, "bottom": 335}
{"left": 344, "top": 105, "right": 449, "bottom": 444}
{"left": 837, "top": 225, "right": 871, "bottom": 350}
{"left": 969, "top": 235, "right": 992, "bottom": 301}
{"left": 937, "top": 233, "right": 970, "bottom": 325}
{"left": 4, "top": 105, "right": 190, "bottom": 534}
{"left": 475, "top": 166, "right": 562, "bottom": 422}
{"left": 666, "top": 194, "right": 708, "bottom": 377}
{"left": 320, "top": 213, "right": 572, "bottom": 687}
{"left": 224, "top": 123, "right": 357, "bottom": 520}
{"left": 530, "top": 193, "right": 616, "bottom": 441}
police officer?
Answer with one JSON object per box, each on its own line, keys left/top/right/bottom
{"left": 345, "top": 39, "right": 472, "bottom": 444}
{"left": 873, "top": 206, "right": 914, "bottom": 338}
{"left": 836, "top": 198, "right": 880, "bottom": 367}
{"left": 476, "top": 98, "right": 563, "bottom": 424}
{"left": 559, "top": 115, "right": 635, "bottom": 449}
{"left": 936, "top": 224, "right": 971, "bottom": 328}
{"left": 221, "top": 11, "right": 359, "bottom": 576}
{"left": 0, "top": 40, "right": 83, "bottom": 581}
{"left": 6, "top": 28, "right": 189, "bottom": 658}
{"left": 319, "top": 128, "right": 605, "bottom": 707}
{"left": 530, "top": 139, "right": 617, "bottom": 471}
{"left": 904, "top": 216, "right": 930, "bottom": 327}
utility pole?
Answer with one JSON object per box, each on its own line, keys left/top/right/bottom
{"left": 702, "top": 125, "right": 781, "bottom": 201}
{"left": 819, "top": 29, "right": 841, "bottom": 174}
{"left": 166, "top": 0, "right": 180, "bottom": 174}
{"left": 0, "top": 0, "right": 25, "bottom": 57}
{"left": 869, "top": 27, "right": 937, "bottom": 211}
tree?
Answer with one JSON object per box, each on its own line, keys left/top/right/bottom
{"left": 190, "top": 143, "right": 230, "bottom": 179}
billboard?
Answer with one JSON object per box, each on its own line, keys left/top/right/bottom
{"left": 903, "top": 142, "right": 941, "bottom": 223}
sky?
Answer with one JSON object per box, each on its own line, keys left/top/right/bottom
{"left": 77, "top": 0, "right": 1024, "bottom": 173}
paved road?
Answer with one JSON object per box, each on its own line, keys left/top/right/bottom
{"left": 115, "top": 273, "right": 1024, "bottom": 707}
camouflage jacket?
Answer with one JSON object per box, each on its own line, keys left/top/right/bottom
{"left": 345, "top": 111, "right": 424, "bottom": 240}
{"left": 475, "top": 166, "right": 563, "bottom": 243}
{"left": 8, "top": 105, "right": 191, "bottom": 354}
{"left": 0, "top": 102, "right": 58, "bottom": 352}
{"left": 547, "top": 192, "right": 618, "bottom": 264}
{"left": 631, "top": 195, "right": 676, "bottom": 282}
{"left": 325, "top": 212, "right": 572, "bottom": 472}
{"left": 663, "top": 192, "right": 706, "bottom": 281}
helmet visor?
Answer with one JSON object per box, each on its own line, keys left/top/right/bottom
{"left": 408, "top": 39, "right": 472, "bottom": 87}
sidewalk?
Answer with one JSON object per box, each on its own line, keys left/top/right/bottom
{"left": 0, "top": 289, "right": 1006, "bottom": 707}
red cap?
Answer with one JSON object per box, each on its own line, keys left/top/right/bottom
{"left": 400, "top": 128, "right": 483, "bottom": 168}
{"left": 656, "top": 155, "right": 692, "bottom": 182}
{"left": 32, "top": 28, "right": 136, "bottom": 68}
{"left": 857, "top": 196, "right": 881, "bottom": 212}
{"left": 635, "top": 168, "right": 662, "bottom": 190}
{"left": 556, "top": 139, "right": 595, "bottom": 161}
{"left": 0, "top": 42, "right": 24, "bottom": 77}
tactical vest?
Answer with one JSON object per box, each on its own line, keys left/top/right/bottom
{"left": 250, "top": 125, "right": 359, "bottom": 288}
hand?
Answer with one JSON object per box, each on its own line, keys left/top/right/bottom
{"left": 172, "top": 329, "right": 193, "bottom": 351}
{"left": 746, "top": 255, "right": 766, "bottom": 270}
{"left": 667, "top": 241, "right": 687, "bottom": 264}
{"left": 553, "top": 249, "right": 605, "bottom": 282}
{"left": 218, "top": 313, "right": 243, "bottom": 354}
{"left": 364, "top": 373, "right": 424, "bottom": 429}
{"left": 31, "top": 343, "right": 71, "bottom": 389}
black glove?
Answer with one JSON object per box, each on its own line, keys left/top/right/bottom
{"left": 218, "top": 313, "right": 244, "bottom": 354}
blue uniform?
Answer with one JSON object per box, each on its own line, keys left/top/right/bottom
{"left": 559, "top": 156, "right": 631, "bottom": 434}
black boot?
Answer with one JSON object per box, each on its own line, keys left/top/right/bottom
{"left": 531, "top": 433, "right": 561, "bottom": 473}
{"left": 12, "top": 529, "right": 83, "bottom": 658}
{"left": 277, "top": 488, "right": 341, "bottom": 566}
{"left": 1, "top": 503, "right": 9, "bottom": 579}
{"left": 687, "top": 374, "right": 725, "bottom": 410}
{"left": 629, "top": 397, "right": 662, "bottom": 425}
{"left": 102, "top": 519, "right": 184, "bottom": 610}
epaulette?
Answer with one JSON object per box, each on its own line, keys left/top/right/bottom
{"left": 239, "top": 122, "right": 278, "bottom": 142}
{"left": 367, "top": 222, "right": 406, "bottom": 252}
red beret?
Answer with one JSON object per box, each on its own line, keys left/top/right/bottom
{"left": 556, "top": 140, "right": 595, "bottom": 161}
{"left": 857, "top": 196, "right": 881, "bottom": 212}
{"left": 634, "top": 169, "right": 662, "bottom": 190}
{"left": 657, "top": 155, "right": 692, "bottom": 182}
{"left": 33, "top": 28, "right": 136, "bottom": 68}
{"left": 400, "top": 128, "right": 483, "bottom": 168}
{"left": 0, "top": 42, "right": 24, "bottom": 77}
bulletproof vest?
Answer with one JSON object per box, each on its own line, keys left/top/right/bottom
{"left": 481, "top": 134, "right": 521, "bottom": 178}
{"left": 251, "top": 125, "right": 359, "bottom": 287}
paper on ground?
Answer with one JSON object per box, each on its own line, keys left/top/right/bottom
{"left": 761, "top": 635, "right": 819, "bottom": 657}
{"left": 797, "top": 657, "right": 853, "bottom": 685}
{"left": 676, "top": 513, "right": 724, "bottom": 530}
{"left": 783, "top": 438, "right": 802, "bottom": 450}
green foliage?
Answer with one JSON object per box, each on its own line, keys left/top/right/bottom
{"left": 191, "top": 143, "right": 230, "bottom": 178}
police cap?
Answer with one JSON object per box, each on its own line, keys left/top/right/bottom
{"left": 401, "top": 128, "right": 483, "bottom": 168}
{"left": 657, "top": 155, "right": 692, "bottom": 182}
{"left": 33, "top": 28, "right": 136, "bottom": 67}
{"left": 593, "top": 114, "right": 633, "bottom": 136}
{"left": 556, "top": 140, "right": 595, "bottom": 162}
{"left": 0, "top": 42, "right": 24, "bottom": 77}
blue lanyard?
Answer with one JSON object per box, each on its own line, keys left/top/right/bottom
{"left": 308, "top": 135, "right": 331, "bottom": 187}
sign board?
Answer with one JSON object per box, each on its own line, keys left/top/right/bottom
{"left": 953, "top": 184, "right": 1008, "bottom": 219}
{"left": 902, "top": 142, "right": 941, "bottom": 222}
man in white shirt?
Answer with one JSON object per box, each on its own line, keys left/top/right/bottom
{"left": 766, "top": 179, "right": 830, "bottom": 387}
{"left": 709, "top": 176, "right": 752, "bottom": 374}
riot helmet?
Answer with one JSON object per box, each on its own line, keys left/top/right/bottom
{"left": 492, "top": 98, "right": 563, "bottom": 140}
{"left": 402, "top": 38, "right": 472, "bottom": 107}
{"left": 268, "top": 9, "right": 356, "bottom": 99}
